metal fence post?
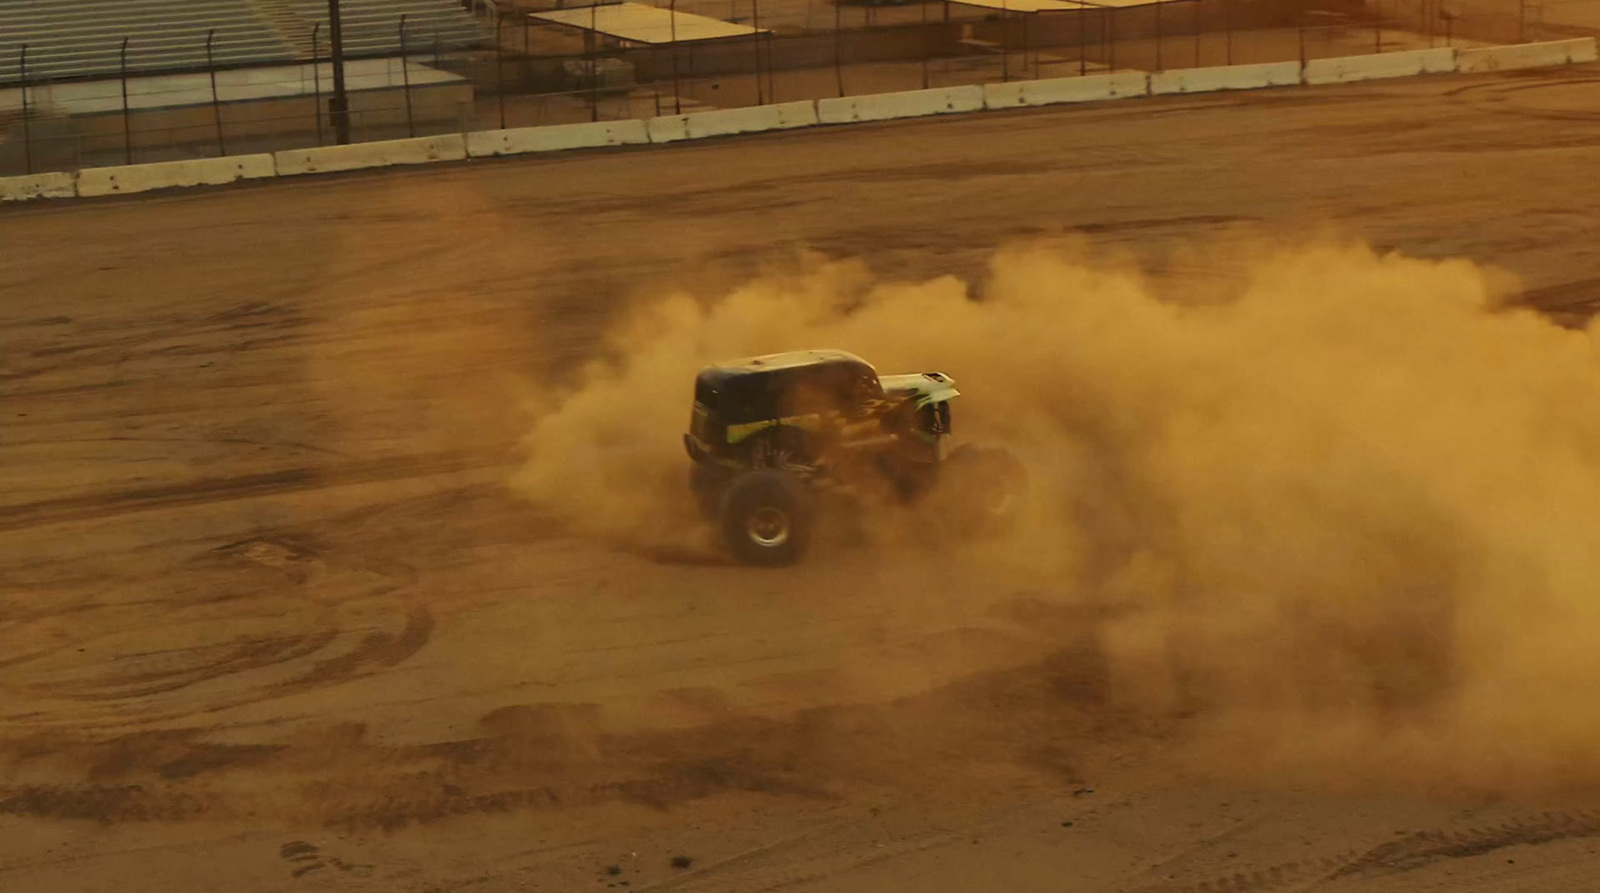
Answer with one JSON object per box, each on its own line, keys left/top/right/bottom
{"left": 751, "top": 0, "right": 765, "bottom": 105}
{"left": 1108, "top": 6, "right": 1116, "bottom": 71}
{"left": 1023, "top": 11, "right": 1033, "bottom": 79}
{"left": 767, "top": 30, "right": 777, "bottom": 103}
{"left": 19, "top": 45, "right": 31, "bottom": 175}
{"left": 1078, "top": 5, "right": 1087, "bottom": 76}
{"left": 1155, "top": 0, "right": 1163, "bottom": 71}
{"left": 120, "top": 38, "right": 133, "bottom": 165}
{"left": 1224, "top": 0, "right": 1232, "bottom": 63}
{"left": 834, "top": 0, "right": 845, "bottom": 97}
{"left": 496, "top": 12, "right": 507, "bottom": 129}
{"left": 329, "top": 0, "right": 351, "bottom": 144}
{"left": 1027, "top": 11, "right": 1036, "bottom": 79}
{"left": 1001, "top": 0, "right": 1010, "bottom": 82}
{"left": 400, "top": 15, "right": 416, "bottom": 137}
{"left": 1296, "top": 1, "right": 1306, "bottom": 65}
{"left": 312, "top": 23, "right": 323, "bottom": 146}
{"left": 206, "top": 29, "right": 227, "bottom": 156}
{"left": 589, "top": 2, "right": 599, "bottom": 122}
{"left": 670, "top": 0, "right": 682, "bottom": 114}
{"left": 921, "top": 0, "right": 931, "bottom": 88}
{"left": 1193, "top": 0, "right": 1200, "bottom": 67}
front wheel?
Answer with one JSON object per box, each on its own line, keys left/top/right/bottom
{"left": 940, "top": 444, "right": 1027, "bottom": 535}
{"left": 719, "top": 470, "right": 815, "bottom": 566}
{"left": 689, "top": 462, "right": 729, "bottom": 521}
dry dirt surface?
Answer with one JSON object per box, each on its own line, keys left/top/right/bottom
{"left": 7, "top": 67, "right": 1600, "bottom": 892}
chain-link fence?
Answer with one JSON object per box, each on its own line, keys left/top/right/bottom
{"left": 1, "top": 0, "right": 1592, "bottom": 176}
{"left": 1378, "top": 0, "right": 1600, "bottom": 43}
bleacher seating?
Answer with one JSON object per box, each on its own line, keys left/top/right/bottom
{"left": 0, "top": 0, "right": 487, "bottom": 86}
{"left": 285, "top": 1, "right": 488, "bottom": 58}
{"left": 0, "top": 0, "right": 295, "bottom": 84}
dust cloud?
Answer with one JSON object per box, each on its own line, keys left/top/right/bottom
{"left": 511, "top": 236, "right": 1600, "bottom": 792}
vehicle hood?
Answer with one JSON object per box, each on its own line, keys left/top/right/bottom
{"left": 878, "top": 372, "right": 960, "bottom": 408}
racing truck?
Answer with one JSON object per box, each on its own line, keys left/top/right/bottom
{"left": 683, "top": 349, "right": 1026, "bottom": 565}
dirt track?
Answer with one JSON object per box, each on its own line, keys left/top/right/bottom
{"left": 6, "top": 68, "right": 1600, "bottom": 892}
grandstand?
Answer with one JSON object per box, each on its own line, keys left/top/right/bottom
{"left": 0, "top": 0, "right": 487, "bottom": 85}
{"left": 283, "top": 0, "right": 488, "bottom": 58}
{"left": 0, "top": 0, "right": 293, "bottom": 83}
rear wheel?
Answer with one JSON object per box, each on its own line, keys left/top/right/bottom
{"left": 719, "top": 470, "right": 815, "bottom": 566}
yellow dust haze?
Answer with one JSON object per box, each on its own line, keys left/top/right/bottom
{"left": 512, "top": 237, "right": 1600, "bottom": 791}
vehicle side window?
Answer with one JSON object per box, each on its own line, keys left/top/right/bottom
{"left": 775, "top": 369, "right": 823, "bottom": 417}
{"left": 768, "top": 364, "right": 883, "bottom": 418}
{"left": 835, "top": 366, "right": 880, "bottom": 409}
{"left": 834, "top": 368, "right": 864, "bottom": 408}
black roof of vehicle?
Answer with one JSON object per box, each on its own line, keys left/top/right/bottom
{"left": 697, "top": 349, "right": 874, "bottom": 384}
{"left": 694, "top": 350, "right": 882, "bottom": 421}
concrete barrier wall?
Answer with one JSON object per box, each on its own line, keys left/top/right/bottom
{"left": 1456, "top": 37, "right": 1598, "bottom": 73}
{"left": 59, "top": 85, "right": 470, "bottom": 156}
{"left": 14, "top": 40, "right": 1593, "bottom": 203}
{"left": 645, "top": 115, "right": 691, "bottom": 144}
{"left": 658, "top": 101, "right": 821, "bottom": 144}
{"left": 1565, "top": 35, "right": 1598, "bottom": 63}
{"left": 0, "top": 171, "right": 79, "bottom": 202}
{"left": 1303, "top": 47, "right": 1456, "bottom": 85}
{"left": 984, "top": 71, "right": 1149, "bottom": 109}
{"left": 76, "top": 155, "right": 276, "bottom": 197}
{"left": 467, "top": 120, "right": 649, "bottom": 157}
{"left": 817, "top": 85, "right": 985, "bottom": 125}
{"left": 1150, "top": 60, "right": 1302, "bottom": 95}
{"left": 275, "top": 134, "right": 467, "bottom": 176}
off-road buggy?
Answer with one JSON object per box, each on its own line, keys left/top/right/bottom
{"left": 683, "top": 349, "right": 1027, "bottom": 565}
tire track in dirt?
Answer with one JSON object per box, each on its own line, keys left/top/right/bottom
{"left": 277, "top": 840, "right": 373, "bottom": 879}
{"left": 1327, "top": 811, "right": 1600, "bottom": 880}
{"left": 2, "top": 534, "right": 437, "bottom": 729}
{"left": 272, "top": 604, "right": 433, "bottom": 696}
{"left": 1129, "top": 810, "right": 1600, "bottom": 893}
{"left": 0, "top": 642, "right": 1114, "bottom": 829}
{"left": 16, "top": 607, "right": 434, "bottom": 709}
{"left": 0, "top": 784, "right": 220, "bottom": 824}
{"left": 1443, "top": 71, "right": 1600, "bottom": 125}
{"left": 25, "top": 630, "right": 343, "bottom": 703}
{"left": 0, "top": 452, "right": 511, "bottom": 532}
